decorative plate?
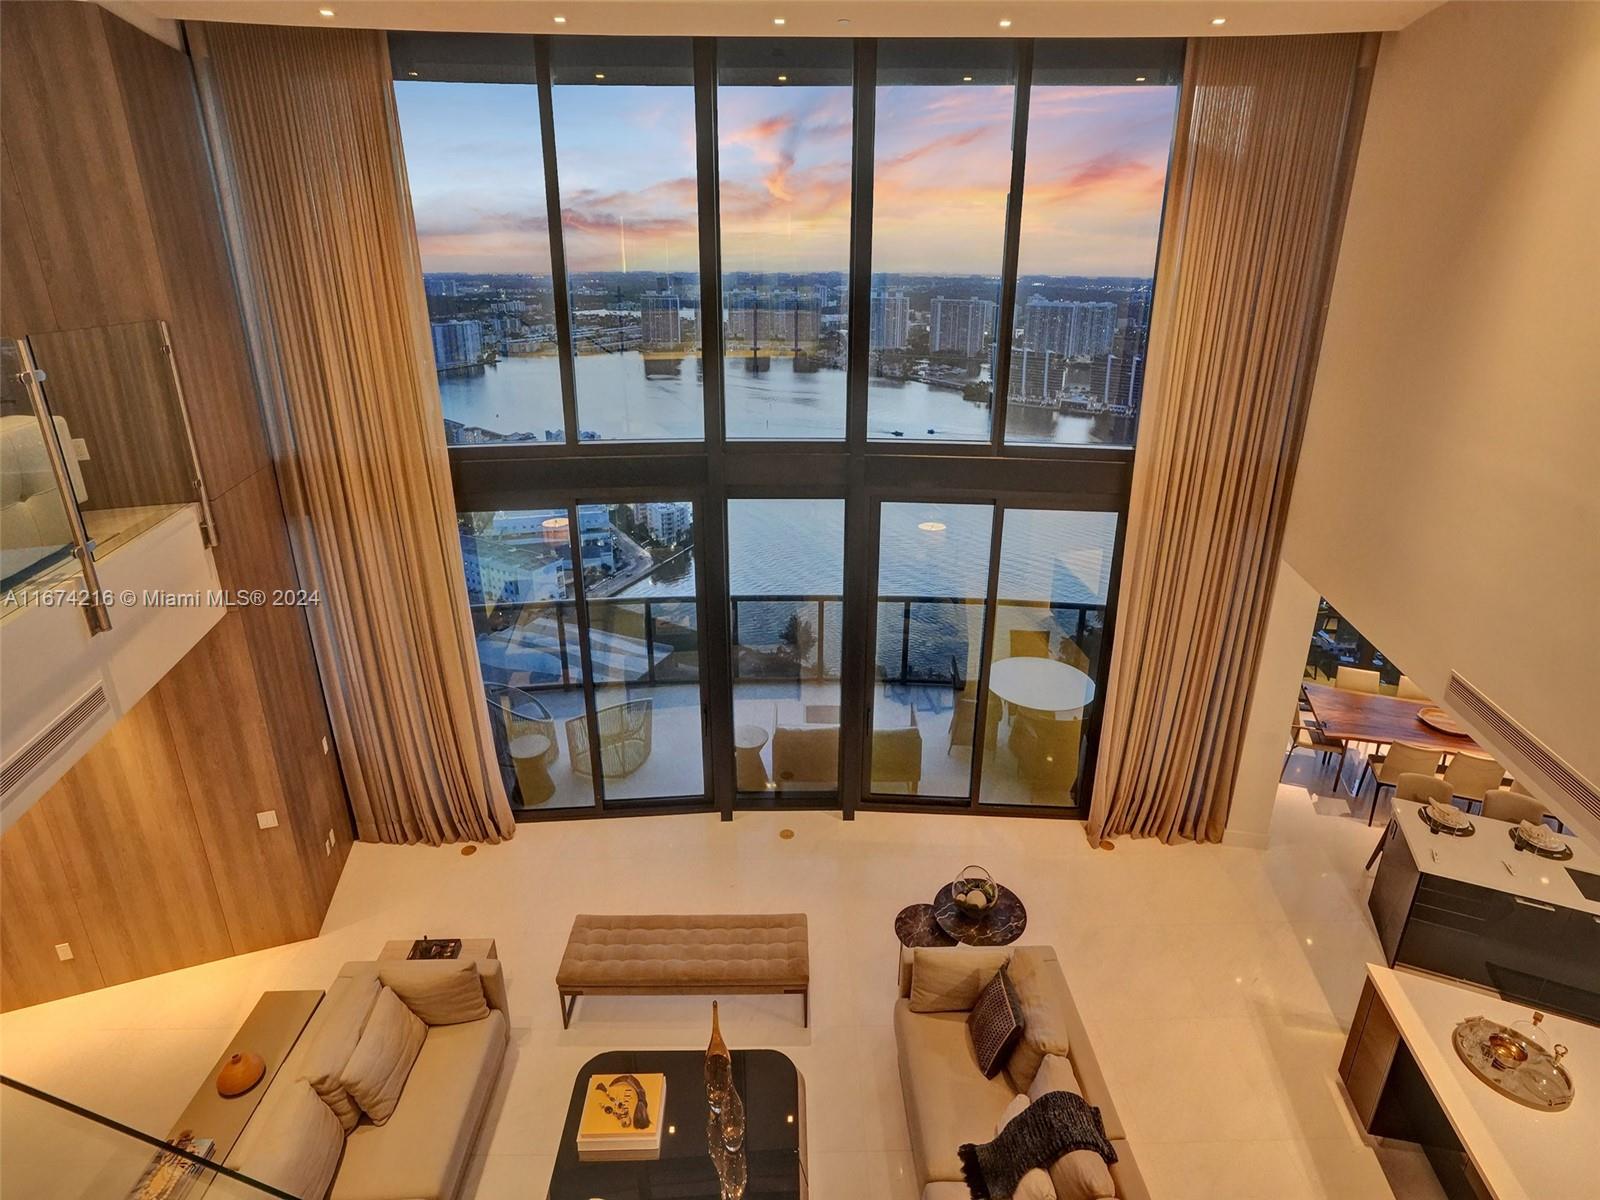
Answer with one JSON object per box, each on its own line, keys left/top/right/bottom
{"left": 1508, "top": 826, "right": 1574, "bottom": 860}
{"left": 1417, "top": 706, "right": 1467, "bottom": 736}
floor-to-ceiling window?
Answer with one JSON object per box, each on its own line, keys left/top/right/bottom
{"left": 391, "top": 32, "right": 1180, "bottom": 820}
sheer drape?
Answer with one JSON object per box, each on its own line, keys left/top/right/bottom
{"left": 1088, "top": 35, "right": 1371, "bottom": 844}
{"left": 194, "top": 23, "right": 514, "bottom": 844}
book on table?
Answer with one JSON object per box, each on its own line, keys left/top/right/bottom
{"left": 576, "top": 1072, "right": 667, "bottom": 1162}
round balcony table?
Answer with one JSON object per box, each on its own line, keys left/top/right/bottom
{"left": 987, "top": 657, "right": 1095, "bottom": 715}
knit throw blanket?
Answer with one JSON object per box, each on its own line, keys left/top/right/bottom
{"left": 958, "top": 1090, "right": 1117, "bottom": 1200}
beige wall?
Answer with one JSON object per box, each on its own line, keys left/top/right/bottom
{"left": 1281, "top": 1, "right": 1600, "bottom": 829}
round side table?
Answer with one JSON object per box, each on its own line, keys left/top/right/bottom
{"left": 894, "top": 903, "right": 957, "bottom": 948}
{"left": 932, "top": 882, "right": 1028, "bottom": 947}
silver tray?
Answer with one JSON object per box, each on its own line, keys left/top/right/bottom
{"left": 1453, "top": 1016, "right": 1574, "bottom": 1111}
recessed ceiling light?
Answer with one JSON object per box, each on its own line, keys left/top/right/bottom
{"left": 836, "top": 17, "right": 850, "bottom": 24}
{"left": 318, "top": 7, "right": 334, "bottom": 16}
{"left": 998, "top": 18, "right": 1012, "bottom": 28}
{"left": 407, "top": 70, "right": 419, "bottom": 77}
{"left": 594, "top": 72, "right": 606, "bottom": 80}
{"left": 778, "top": 74, "right": 788, "bottom": 81}
{"left": 1211, "top": 16, "right": 1227, "bottom": 25}
{"left": 963, "top": 75, "right": 974, "bottom": 82}
{"left": 553, "top": 14, "right": 566, "bottom": 22}
{"left": 773, "top": 16, "right": 786, "bottom": 25}
{"left": 1135, "top": 75, "right": 1147, "bottom": 82}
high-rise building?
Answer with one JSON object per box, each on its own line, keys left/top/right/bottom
{"left": 1020, "top": 297, "right": 1117, "bottom": 359}
{"left": 725, "top": 288, "right": 823, "bottom": 346}
{"left": 640, "top": 291, "right": 683, "bottom": 349}
{"left": 430, "top": 319, "right": 482, "bottom": 369}
{"left": 645, "top": 501, "right": 693, "bottom": 545}
{"left": 1007, "top": 346, "right": 1071, "bottom": 406}
{"left": 868, "top": 289, "right": 910, "bottom": 350}
{"left": 930, "top": 297, "right": 995, "bottom": 357}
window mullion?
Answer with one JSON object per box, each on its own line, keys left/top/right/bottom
{"left": 534, "top": 37, "right": 579, "bottom": 447}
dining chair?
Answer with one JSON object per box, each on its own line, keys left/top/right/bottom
{"left": 1480, "top": 788, "right": 1548, "bottom": 825}
{"left": 1336, "top": 666, "right": 1381, "bottom": 694}
{"left": 1366, "top": 741, "right": 1442, "bottom": 825}
{"left": 1283, "top": 710, "right": 1345, "bottom": 780}
{"left": 1396, "top": 674, "right": 1428, "bottom": 700}
{"left": 1009, "top": 629, "right": 1050, "bottom": 659}
{"left": 1365, "top": 772, "right": 1457, "bottom": 868}
{"left": 1442, "top": 752, "right": 1506, "bottom": 806}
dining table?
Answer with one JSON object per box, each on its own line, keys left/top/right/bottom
{"left": 1301, "top": 682, "right": 1484, "bottom": 793}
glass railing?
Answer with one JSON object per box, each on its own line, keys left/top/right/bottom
{"left": 1, "top": 320, "right": 216, "bottom": 633}
{"left": 0, "top": 1076, "right": 290, "bottom": 1199}
{"left": 0, "top": 340, "right": 87, "bottom": 605}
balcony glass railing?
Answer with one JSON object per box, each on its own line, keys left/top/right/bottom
{"left": 1, "top": 320, "right": 215, "bottom": 632}
{"left": 0, "top": 1076, "right": 288, "bottom": 1199}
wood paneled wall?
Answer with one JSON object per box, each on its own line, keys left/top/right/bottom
{"left": 0, "top": 2, "right": 352, "bottom": 1013}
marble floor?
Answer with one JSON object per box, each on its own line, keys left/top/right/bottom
{"left": 1, "top": 755, "right": 1446, "bottom": 1199}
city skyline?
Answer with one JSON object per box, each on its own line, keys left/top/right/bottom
{"left": 395, "top": 77, "right": 1176, "bottom": 279}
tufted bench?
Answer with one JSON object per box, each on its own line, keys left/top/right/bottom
{"left": 556, "top": 913, "right": 810, "bottom": 1027}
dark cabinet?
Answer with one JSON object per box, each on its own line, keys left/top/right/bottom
{"left": 1371, "top": 846, "right": 1600, "bottom": 1024}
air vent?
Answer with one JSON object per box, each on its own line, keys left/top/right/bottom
{"left": 1443, "top": 672, "right": 1600, "bottom": 823}
{"left": 0, "top": 685, "right": 110, "bottom": 811}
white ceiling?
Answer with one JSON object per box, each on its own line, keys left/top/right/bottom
{"left": 128, "top": 0, "right": 1448, "bottom": 40}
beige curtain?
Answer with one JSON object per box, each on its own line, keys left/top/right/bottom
{"left": 193, "top": 23, "right": 514, "bottom": 844}
{"left": 1089, "top": 35, "right": 1371, "bottom": 844}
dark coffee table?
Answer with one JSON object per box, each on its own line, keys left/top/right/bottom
{"left": 549, "top": 1049, "right": 807, "bottom": 1199}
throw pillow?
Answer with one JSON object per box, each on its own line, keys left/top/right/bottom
{"left": 967, "top": 967, "right": 1025, "bottom": 1079}
{"left": 1004, "top": 949, "right": 1074, "bottom": 1092}
{"left": 340, "top": 986, "right": 426, "bottom": 1125}
{"left": 908, "top": 947, "right": 1013, "bottom": 1013}
{"left": 377, "top": 961, "right": 490, "bottom": 1025}
{"left": 298, "top": 972, "right": 381, "bottom": 1132}
{"left": 231, "top": 1080, "right": 343, "bottom": 1200}
{"left": 1024, "top": 1055, "right": 1118, "bottom": 1199}
{"left": 994, "top": 1094, "right": 1055, "bottom": 1200}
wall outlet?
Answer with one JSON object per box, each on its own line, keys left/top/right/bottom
{"left": 256, "top": 810, "right": 279, "bottom": 830}
{"left": 54, "top": 943, "right": 73, "bottom": 962}
{"left": 321, "top": 736, "right": 330, "bottom": 755}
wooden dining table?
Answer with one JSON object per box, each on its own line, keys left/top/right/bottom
{"left": 1301, "top": 682, "right": 1485, "bottom": 792}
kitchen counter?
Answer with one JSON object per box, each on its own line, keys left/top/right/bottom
{"left": 1392, "top": 804, "right": 1600, "bottom": 917}
{"left": 1341, "top": 965, "right": 1597, "bottom": 1200}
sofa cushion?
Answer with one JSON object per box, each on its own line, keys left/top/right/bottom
{"left": 1027, "top": 1054, "right": 1084, "bottom": 1104}
{"left": 341, "top": 986, "right": 426, "bottom": 1125}
{"left": 995, "top": 1094, "right": 1058, "bottom": 1200}
{"left": 1005, "top": 948, "right": 1075, "bottom": 1094}
{"left": 377, "top": 961, "right": 490, "bottom": 1026}
{"left": 967, "top": 967, "right": 1024, "bottom": 1078}
{"left": 231, "top": 1080, "right": 343, "bottom": 1200}
{"left": 894, "top": 999, "right": 1016, "bottom": 1182}
{"left": 299, "top": 972, "right": 382, "bottom": 1132}
{"left": 333, "top": 1009, "right": 508, "bottom": 1200}
{"left": 909, "top": 947, "right": 1013, "bottom": 1013}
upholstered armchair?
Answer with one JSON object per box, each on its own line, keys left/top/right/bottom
{"left": 567, "top": 697, "right": 654, "bottom": 778}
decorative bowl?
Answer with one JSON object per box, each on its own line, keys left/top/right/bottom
{"left": 951, "top": 865, "right": 998, "bottom": 916}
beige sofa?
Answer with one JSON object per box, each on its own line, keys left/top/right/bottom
{"left": 895, "top": 945, "right": 1149, "bottom": 1200}
{"left": 225, "top": 958, "right": 509, "bottom": 1200}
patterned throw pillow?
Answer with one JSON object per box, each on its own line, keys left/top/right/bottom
{"left": 966, "top": 966, "right": 1025, "bottom": 1079}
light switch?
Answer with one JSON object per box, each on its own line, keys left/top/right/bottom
{"left": 54, "top": 943, "right": 73, "bottom": 962}
{"left": 256, "top": 810, "right": 280, "bottom": 830}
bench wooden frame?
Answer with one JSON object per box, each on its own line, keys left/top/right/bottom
{"left": 558, "top": 982, "right": 809, "bottom": 1028}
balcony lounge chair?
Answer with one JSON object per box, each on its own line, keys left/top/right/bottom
{"left": 567, "top": 698, "right": 654, "bottom": 779}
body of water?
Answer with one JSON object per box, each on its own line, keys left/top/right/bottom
{"left": 438, "top": 353, "right": 1114, "bottom": 444}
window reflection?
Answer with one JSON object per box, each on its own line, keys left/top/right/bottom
{"left": 1004, "top": 45, "right": 1180, "bottom": 446}
{"left": 394, "top": 78, "right": 565, "bottom": 445}
{"left": 719, "top": 42, "right": 854, "bottom": 440}
{"left": 551, "top": 39, "right": 704, "bottom": 441}
{"left": 868, "top": 43, "right": 1016, "bottom": 443}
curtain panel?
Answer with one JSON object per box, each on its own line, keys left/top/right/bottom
{"left": 1088, "top": 34, "right": 1373, "bottom": 844}
{"left": 193, "top": 23, "right": 514, "bottom": 844}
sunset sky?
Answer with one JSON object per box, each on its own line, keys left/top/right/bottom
{"left": 394, "top": 77, "right": 1177, "bottom": 281}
